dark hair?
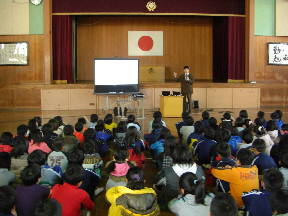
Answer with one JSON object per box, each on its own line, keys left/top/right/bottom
{"left": 164, "top": 136, "right": 178, "bottom": 156}
{"left": 95, "top": 120, "right": 105, "bottom": 131}
{"left": 124, "top": 127, "right": 142, "bottom": 155}
{"left": 106, "top": 149, "right": 130, "bottom": 174}
{"left": 34, "top": 117, "right": 42, "bottom": 127}
{"left": 184, "top": 116, "right": 194, "bottom": 126}
{"left": 172, "top": 145, "right": 193, "bottom": 164}
{"left": 28, "top": 118, "right": 38, "bottom": 131}
{"left": 152, "top": 120, "right": 163, "bottom": 130}
{"left": 74, "top": 122, "right": 84, "bottom": 132}
{"left": 183, "top": 65, "right": 190, "bottom": 69}
{"left": 52, "top": 137, "right": 64, "bottom": 151}
{"left": 239, "top": 110, "right": 248, "bottom": 119}
{"left": 275, "top": 110, "right": 283, "bottom": 120}
{"left": 266, "top": 120, "right": 277, "bottom": 132}
{"left": 271, "top": 112, "right": 280, "bottom": 120}
{"left": 0, "top": 186, "right": 15, "bottom": 215}
{"left": 83, "top": 128, "right": 96, "bottom": 142}
{"left": 83, "top": 140, "right": 98, "bottom": 154}
{"left": 254, "top": 117, "right": 265, "bottom": 127}
{"left": 90, "top": 114, "right": 98, "bottom": 123}
{"left": 216, "top": 142, "right": 231, "bottom": 158}
{"left": 235, "top": 117, "right": 245, "bottom": 127}
{"left": 153, "top": 111, "right": 162, "bottom": 122}
{"left": 30, "top": 129, "right": 43, "bottom": 145}
{"left": 48, "top": 119, "right": 59, "bottom": 131}
{"left": 157, "top": 127, "right": 171, "bottom": 141}
{"left": 104, "top": 114, "right": 113, "bottom": 125}
{"left": 34, "top": 198, "right": 61, "bottom": 216}
{"left": 208, "top": 117, "right": 218, "bottom": 130}
{"left": 210, "top": 193, "right": 237, "bottom": 216}
{"left": 17, "top": 124, "right": 29, "bottom": 137}
{"left": 194, "top": 121, "right": 204, "bottom": 134}
{"left": 63, "top": 125, "right": 74, "bottom": 136}
{"left": 77, "top": 117, "right": 86, "bottom": 125}
{"left": 28, "top": 150, "right": 47, "bottom": 166}
{"left": 204, "top": 127, "right": 215, "bottom": 140}
{"left": 67, "top": 149, "right": 85, "bottom": 165}
{"left": 11, "top": 137, "right": 27, "bottom": 158}
{"left": 1, "top": 132, "right": 13, "bottom": 146}
{"left": 252, "top": 139, "right": 266, "bottom": 153}
{"left": 237, "top": 148, "right": 254, "bottom": 165}
{"left": 20, "top": 164, "right": 41, "bottom": 185}
{"left": 116, "top": 121, "right": 127, "bottom": 133}
{"left": 127, "top": 114, "right": 136, "bottom": 123}
{"left": 0, "top": 152, "right": 11, "bottom": 170}
{"left": 263, "top": 168, "right": 283, "bottom": 191}
{"left": 54, "top": 116, "right": 64, "bottom": 126}
{"left": 41, "top": 123, "right": 53, "bottom": 137}
{"left": 223, "top": 112, "right": 231, "bottom": 120}
{"left": 270, "top": 190, "right": 288, "bottom": 214}
{"left": 253, "top": 125, "right": 266, "bottom": 136}
{"left": 215, "top": 128, "right": 231, "bottom": 143}
{"left": 202, "top": 111, "right": 210, "bottom": 120}
{"left": 280, "top": 152, "right": 288, "bottom": 168}
{"left": 242, "top": 133, "right": 253, "bottom": 144}
{"left": 126, "top": 167, "right": 145, "bottom": 190}
{"left": 64, "top": 164, "right": 85, "bottom": 185}
{"left": 182, "top": 112, "right": 190, "bottom": 120}
{"left": 257, "top": 111, "right": 265, "bottom": 119}
{"left": 179, "top": 172, "right": 205, "bottom": 204}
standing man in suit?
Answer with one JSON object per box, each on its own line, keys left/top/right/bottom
{"left": 174, "top": 66, "right": 194, "bottom": 113}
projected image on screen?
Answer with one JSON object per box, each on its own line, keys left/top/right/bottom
{"left": 94, "top": 59, "right": 139, "bottom": 94}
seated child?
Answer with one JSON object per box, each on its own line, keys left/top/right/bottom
{"left": 104, "top": 114, "right": 117, "bottom": 134}
{"left": 0, "top": 186, "right": 16, "bottom": 216}
{"left": 34, "top": 198, "right": 62, "bottom": 216}
{"left": 209, "top": 117, "right": 219, "bottom": 131}
{"left": 251, "top": 139, "right": 277, "bottom": 175}
{"left": 253, "top": 125, "right": 274, "bottom": 155}
{"left": 270, "top": 189, "right": 288, "bottom": 216}
{"left": 148, "top": 111, "right": 167, "bottom": 132}
{"left": 201, "top": 111, "right": 210, "bottom": 128}
{"left": 221, "top": 112, "right": 233, "bottom": 126}
{"left": 168, "top": 172, "right": 213, "bottom": 216}
{"left": 144, "top": 120, "right": 163, "bottom": 146}
{"left": 87, "top": 114, "right": 98, "bottom": 129}
{"left": 77, "top": 117, "right": 88, "bottom": 131}
{"left": 105, "top": 149, "right": 134, "bottom": 190}
{"left": 242, "top": 168, "right": 284, "bottom": 216}
{"left": 179, "top": 115, "right": 195, "bottom": 145}
{"left": 127, "top": 114, "right": 141, "bottom": 131}
{"left": 175, "top": 112, "right": 190, "bottom": 137}
{"left": 266, "top": 120, "right": 279, "bottom": 144}
{"left": 73, "top": 122, "right": 85, "bottom": 145}
{"left": 106, "top": 167, "right": 159, "bottom": 216}
{"left": 62, "top": 125, "right": 79, "bottom": 153}
{"left": 115, "top": 121, "right": 127, "bottom": 148}
{"left": 16, "top": 164, "right": 50, "bottom": 216}
{"left": 257, "top": 111, "right": 267, "bottom": 128}
{"left": 186, "top": 121, "right": 204, "bottom": 148}
{"left": 28, "top": 130, "right": 52, "bottom": 154}
{"left": 210, "top": 193, "right": 238, "bottom": 216}
{"left": 239, "top": 110, "right": 249, "bottom": 122}
{"left": 160, "top": 136, "right": 177, "bottom": 169}
{"left": 279, "top": 152, "right": 288, "bottom": 190}
{"left": 47, "top": 137, "right": 68, "bottom": 173}
{"left": 50, "top": 164, "right": 95, "bottom": 216}
{"left": 211, "top": 148, "right": 259, "bottom": 208}
{"left": 0, "top": 132, "right": 14, "bottom": 153}
{"left": 271, "top": 110, "right": 284, "bottom": 130}
{"left": 10, "top": 138, "right": 28, "bottom": 178}
{"left": 211, "top": 142, "right": 236, "bottom": 193}
{"left": 124, "top": 127, "right": 145, "bottom": 167}
{"left": 41, "top": 123, "right": 58, "bottom": 150}
{"left": 53, "top": 116, "right": 65, "bottom": 136}
{"left": 0, "top": 152, "right": 15, "bottom": 186}
{"left": 234, "top": 117, "right": 245, "bottom": 136}
{"left": 227, "top": 127, "right": 242, "bottom": 155}
{"left": 238, "top": 132, "right": 253, "bottom": 150}
{"left": 95, "top": 120, "right": 112, "bottom": 157}
{"left": 151, "top": 127, "right": 171, "bottom": 159}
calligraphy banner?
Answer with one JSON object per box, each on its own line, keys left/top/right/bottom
{"left": 268, "top": 43, "right": 288, "bottom": 65}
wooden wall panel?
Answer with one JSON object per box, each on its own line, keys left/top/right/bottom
{"left": 76, "top": 16, "right": 213, "bottom": 82}
{"left": 0, "top": 35, "right": 44, "bottom": 85}
{"left": 69, "top": 89, "right": 96, "bottom": 110}
{"left": 207, "top": 88, "right": 233, "bottom": 108}
{"left": 232, "top": 88, "right": 260, "bottom": 108}
{"left": 253, "top": 36, "right": 288, "bottom": 83}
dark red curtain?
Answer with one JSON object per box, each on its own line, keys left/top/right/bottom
{"left": 213, "top": 17, "right": 245, "bottom": 82}
{"left": 52, "top": 15, "right": 73, "bottom": 83}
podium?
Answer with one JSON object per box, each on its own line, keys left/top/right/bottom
{"left": 160, "top": 96, "right": 183, "bottom": 117}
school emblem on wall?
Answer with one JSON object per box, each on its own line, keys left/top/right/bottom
{"left": 146, "top": 1, "right": 157, "bottom": 12}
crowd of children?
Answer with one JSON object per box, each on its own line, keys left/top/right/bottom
{"left": 0, "top": 109, "right": 287, "bottom": 216}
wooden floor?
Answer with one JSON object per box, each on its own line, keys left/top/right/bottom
{"left": 0, "top": 108, "right": 287, "bottom": 216}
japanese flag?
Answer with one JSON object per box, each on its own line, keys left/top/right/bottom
{"left": 128, "top": 31, "right": 163, "bottom": 56}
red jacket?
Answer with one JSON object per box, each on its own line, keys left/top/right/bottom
{"left": 0, "top": 145, "right": 13, "bottom": 153}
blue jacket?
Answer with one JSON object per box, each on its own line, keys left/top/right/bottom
{"left": 252, "top": 153, "right": 277, "bottom": 175}
{"left": 150, "top": 139, "right": 165, "bottom": 156}
{"left": 187, "top": 133, "right": 204, "bottom": 145}
{"left": 195, "top": 138, "right": 217, "bottom": 165}
{"left": 228, "top": 136, "right": 242, "bottom": 155}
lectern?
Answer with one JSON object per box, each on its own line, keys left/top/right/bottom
{"left": 160, "top": 96, "right": 183, "bottom": 117}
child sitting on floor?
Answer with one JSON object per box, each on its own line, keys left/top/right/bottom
{"left": 73, "top": 122, "right": 85, "bottom": 145}
{"left": 0, "top": 186, "right": 16, "bottom": 216}
{"left": 104, "top": 114, "right": 117, "bottom": 134}
{"left": 28, "top": 130, "right": 51, "bottom": 154}
{"left": 0, "top": 132, "right": 14, "bottom": 153}
{"left": 210, "top": 193, "right": 238, "bottom": 216}
{"left": 0, "top": 152, "right": 15, "bottom": 187}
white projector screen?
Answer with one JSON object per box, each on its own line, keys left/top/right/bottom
{"left": 94, "top": 58, "right": 139, "bottom": 94}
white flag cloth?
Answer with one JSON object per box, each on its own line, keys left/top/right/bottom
{"left": 128, "top": 31, "right": 163, "bottom": 56}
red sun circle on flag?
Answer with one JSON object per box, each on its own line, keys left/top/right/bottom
{"left": 138, "top": 36, "right": 154, "bottom": 51}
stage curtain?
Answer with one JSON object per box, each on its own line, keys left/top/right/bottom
{"left": 227, "top": 17, "right": 245, "bottom": 81}
{"left": 52, "top": 15, "right": 73, "bottom": 83}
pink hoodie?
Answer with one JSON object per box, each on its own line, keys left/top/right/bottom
{"left": 110, "top": 162, "right": 130, "bottom": 177}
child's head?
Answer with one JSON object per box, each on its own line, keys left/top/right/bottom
{"left": 179, "top": 172, "right": 205, "bottom": 204}
{"left": 90, "top": 114, "right": 98, "bottom": 123}
{"left": 235, "top": 117, "right": 245, "bottom": 128}
{"left": 34, "top": 198, "right": 61, "bottom": 216}
{"left": 52, "top": 137, "right": 64, "bottom": 152}
{"left": 216, "top": 142, "right": 231, "bottom": 158}
{"left": 208, "top": 117, "right": 218, "bottom": 128}
{"left": 253, "top": 125, "right": 266, "bottom": 136}
{"left": 254, "top": 117, "right": 265, "bottom": 127}
{"left": 83, "top": 128, "right": 96, "bottom": 141}
{"left": 74, "top": 122, "right": 84, "bottom": 133}
{"left": 11, "top": 138, "right": 27, "bottom": 157}
{"left": 77, "top": 117, "right": 87, "bottom": 125}
{"left": 202, "top": 111, "right": 210, "bottom": 120}
{"left": 164, "top": 136, "right": 178, "bottom": 156}
{"left": 67, "top": 149, "right": 85, "bottom": 165}
{"left": 210, "top": 193, "right": 237, "bottom": 216}
{"left": 223, "top": 112, "right": 232, "bottom": 120}
{"left": 275, "top": 110, "right": 283, "bottom": 120}
{"left": 262, "top": 168, "right": 283, "bottom": 191}
{"left": 266, "top": 120, "right": 277, "bottom": 132}
{"left": 30, "top": 129, "right": 43, "bottom": 144}
{"left": 152, "top": 120, "right": 163, "bottom": 130}
{"left": 184, "top": 115, "right": 194, "bottom": 126}
{"left": 127, "top": 114, "right": 136, "bottom": 123}
{"left": 28, "top": 150, "right": 47, "bottom": 166}
{"left": 172, "top": 145, "right": 194, "bottom": 165}
{"left": 153, "top": 111, "right": 162, "bottom": 121}
{"left": 104, "top": 114, "right": 113, "bottom": 125}
{"left": 116, "top": 121, "right": 127, "bottom": 133}
{"left": 48, "top": 119, "right": 59, "bottom": 131}
{"left": 1, "top": 132, "right": 13, "bottom": 146}
{"left": 0, "top": 186, "right": 15, "bottom": 215}
{"left": 271, "top": 111, "right": 280, "bottom": 120}
{"left": 83, "top": 140, "right": 98, "bottom": 155}
{"left": 95, "top": 120, "right": 105, "bottom": 132}
{"left": 53, "top": 116, "right": 63, "bottom": 126}
{"left": 236, "top": 148, "right": 254, "bottom": 165}
{"left": 64, "top": 164, "right": 85, "bottom": 186}
{"left": 28, "top": 118, "right": 38, "bottom": 131}
{"left": 20, "top": 164, "right": 41, "bottom": 185}
{"left": 204, "top": 127, "right": 215, "bottom": 140}
{"left": 270, "top": 190, "right": 288, "bottom": 215}
{"left": 194, "top": 121, "right": 204, "bottom": 134}
{"left": 215, "top": 128, "right": 231, "bottom": 143}
{"left": 242, "top": 132, "right": 253, "bottom": 144}
{"left": 252, "top": 139, "right": 266, "bottom": 153}
{"left": 113, "top": 149, "right": 129, "bottom": 162}
{"left": 17, "top": 124, "right": 28, "bottom": 137}
{"left": 182, "top": 112, "right": 190, "bottom": 121}
{"left": 239, "top": 110, "right": 248, "bottom": 119}
{"left": 158, "top": 127, "right": 171, "bottom": 140}
{"left": 63, "top": 125, "right": 74, "bottom": 136}
{"left": 126, "top": 167, "right": 145, "bottom": 190}
{"left": 0, "top": 152, "right": 11, "bottom": 170}
{"left": 257, "top": 111, "right": 265, "bottom": 119}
